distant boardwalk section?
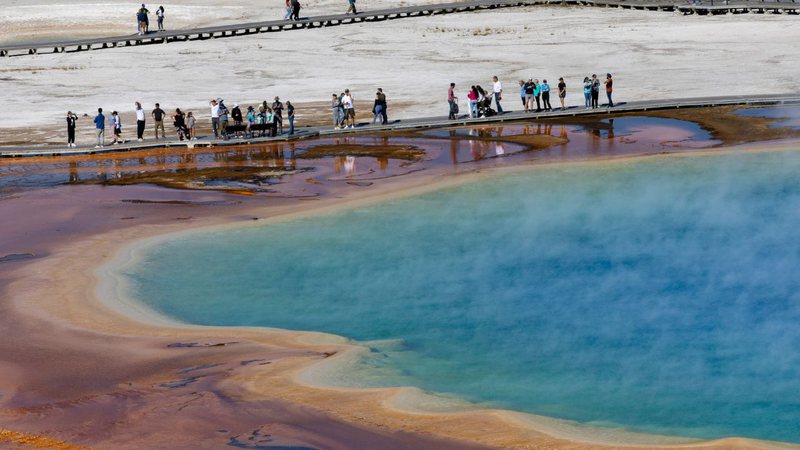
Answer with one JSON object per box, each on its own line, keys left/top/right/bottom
{"left": 1, "top": 0, "right": 798, "bottom": 57}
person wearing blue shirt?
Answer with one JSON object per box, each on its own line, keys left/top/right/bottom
{"left": 533, "top": 80, "right": 541, "bottom": 112}
{"left": 94, "top": 108, "right": 105, "bottom": 148}
{"left": 541, "top": 80, "right": 552, "bottom": 111}
{"left": 583, "top": 77, "right": 592, "bottom": 108}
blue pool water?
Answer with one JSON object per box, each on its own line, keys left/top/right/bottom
{"left": 124, "top": 149, "right": 800, "bottom": 442}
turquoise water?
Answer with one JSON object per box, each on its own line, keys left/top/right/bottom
{"left": 124, "top": 149, "right": 800, "bottom": 442}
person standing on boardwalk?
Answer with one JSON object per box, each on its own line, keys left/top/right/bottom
{"left": 290, "top": 0, "right": 301, "bottom": 21}
{"left": 218, "top": 100, "right": 230, "bottom": 139}
{"left": 156, "top": 6, "right": 165, "bottom": 31}
{"left": 583, "top": 77, "right": 591, "bottom": 108}
{"left": 448, "top": 83, "right": 457, "bottom": 120}
{"left": 518, "top": 80, "right": 526, "bottom": 108}
{"left": 557, "top": 77, "right": 567, "bottom": 111}
{"left": 287, "top": 101, "right": 295, "bottom": 135}
{"left": 591, "top": 74, "right": 600, "bottom": 109}
{"left": 492, "top": 76, "right": 503, "bottom": 114}
{"left": 66, "top": 111, "right": 77, "bottom": 147}
{"left": 331, "top": 94, "right": 341, "bottom": 129}
{"left": 541, "top": 79, "right": 551, "bottom": 112}
{"left": 232, "top": 103, "right": 243, "bottom": 137}
{"left": 94, "top": 108, "right": 105, "bottom": 148}
{"left": 111, "top": 111, "right": 123, "bottom": 144}
{"left": 341, "top": 89, "right": 355, "bottom": 129}
{"left": 533, "top": 79, "right": 541, "bottom": 112}
{"left": 346, "top": 0, "right": 358, "bottom": 15}
{"left": 135, "top": 102, "right": 146, "bottom": 141}
{"left": 272, "top": 97, "right": 284, "bottom": 134}
{"left": 467, "top": 86, "right": 479, "bottom": 118}
{"left": 137, "top": 4, "right": 150, "bottom": 35}
{"left": 210, "top": 99, "right": 220, "bottom": 137}
{"left": 377, "top": 88, "right": 388, "bottom": 124}
{"left": 187, "top": 112, "right": 196, "bottom": 140}
{"left": 152, "top": 103, "right": 166, "bottom": 139}
{"left": 605, "top": 73, "right": 614, "bottom": 107}
{"left": 524, "top": 79, "right": 534, "bottom": 113}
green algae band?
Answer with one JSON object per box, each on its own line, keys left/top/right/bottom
{"left": 124, "top": 148, "right": 800, "bottom": 443}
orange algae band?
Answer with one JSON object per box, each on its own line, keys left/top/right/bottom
{"left": 0, "top": 429, "right": 86, "bottom": 449}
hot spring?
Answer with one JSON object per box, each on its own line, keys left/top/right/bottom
{"left": 121, "top": 148, "right": 800, "bottom": 443}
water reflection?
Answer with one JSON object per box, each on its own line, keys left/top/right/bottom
{"left": 0, "top": 114, "right": 745, "bottom": 196}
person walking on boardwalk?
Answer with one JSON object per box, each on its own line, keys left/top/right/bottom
{"left": 111, "top": 111, "right": 123, "bottom": 144}
{"left": 156, "top": 6, "right": 165, "bottom": 31}
{"left": 492, "top": 77, "right": 504, "bottom": 114}
{"left": 341, "top": 89, "right": 355, "bottom": 129}
{"left": 290, "top": 0, "right": 302, "bottom": 21}
{"left": 135, "top": 102, "right": 146, "bottom": 141}
{"left": 94, "top": 108, "right": 105, "bottom": 148}
{"left": 286, "top": 101, "right": 295, "bottom": 135}
{"left": 152, "top": 103, "right": 166, "bottom": 139}
{"left": 541, "top": 79, "right": 552, "bottom": 112}
{"left": 448, "top": 83, "right": 457, "bottom": 120}
{"left": 346, "top": 0, "right": 358, "bottom": 15}
{"left": 377, "top": 88, "right": 388, "bottom": 124}
{"left": 591, "top": 74, "right": 600, "bottom": 109}
{"left": 605, "top": 73, "right": 614, "bottom": 107}
{"left": 557, "top": 77, "right": 567, "bottom": 111}
{"left": 583, "top": 77, "right": 591, "bottom": 108}
{"left": 209, "top": 99, "right": 220, "bottom": 137}
{"left": 173, "top": 108, "right": 187, "bottom": 140}
{"left": 66, "top": 111, "right": 77, "bottom": 147}
{"left": 272, "top": 97, "right": 284, "bottom": 134}
{"left": 492, "top": 76, "right": 503, "bottom": 114}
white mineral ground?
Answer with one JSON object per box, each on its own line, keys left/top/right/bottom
{"left": 0, "top": 3, "right": 799, "bottom": 145}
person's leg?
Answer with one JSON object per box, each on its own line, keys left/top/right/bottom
{"left": 212, "top": 118, "right": 219, "bottom": 137}
{"left": 221, "top": 121, "right": 228, "bottom": 139}
{"left": 68, "top": 128, "right": 74, "bottom": 145}
{"left": 607, "top": 92, "right": 613, "bottom": 107}
{"left": 535, "top": 95, "right": 541, "bottom": 112}
{"left": 289, "top": 116, "right": 294, "bottom": 135}
{"left": 542, "top": 93, "right": 549, "bottom": 110}
{"left": 449, "top": 101, "right": 455, "bottom": 119}
{"left": 381, "top": 106, "right": 388, "bottom": 124}
{"left": 494, "top": 92, "right": 503, "bottom": 114}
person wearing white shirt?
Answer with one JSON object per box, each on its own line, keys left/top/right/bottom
{"left": 135, "top": 102, "right": 146, "bottom": 141}
{"left": 210, "top": 99, "right": 221, "bottom": 138}
{"left": 492, "top": 76, "right": 503, "bottom": 114}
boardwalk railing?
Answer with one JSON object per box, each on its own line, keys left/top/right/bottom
{"left": 1, "top": 0, "right": 798, "bottom": 57}
{"left": 2, "top": 93, "right": 798, "bottom": 158}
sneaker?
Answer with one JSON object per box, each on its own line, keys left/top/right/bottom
{"left": 95, "top": 145, "right": 101, "bottom": 148}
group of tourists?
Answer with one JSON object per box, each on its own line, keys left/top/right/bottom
{"left": 284, "top": 0, "right": 302, "bottom": 20}
{"left": 449, "top": 73, "right": 614, "bottom": 119}
{"left": 76, "top": 96, "right": 296, "bottom": 148}
{"left": 331, "top": 90, "right": 357, "bottom": 129}
{"left": 136, "top": 4, "right": 165, "bottom": 35}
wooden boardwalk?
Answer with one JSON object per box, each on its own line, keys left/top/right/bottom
{"left": 2, "top": 94, "right": 798, "bottom": 158}
{"left": 1, "top": 0, "right": 798, "bottom": 58}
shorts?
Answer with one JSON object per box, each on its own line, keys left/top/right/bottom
{"left": 114, "top": 127, "right": 122, "bottom": 136}
{"left": 345, "top": 108, "right": 355, "bottom": 118}
{"left": 559, "top": 91, "right": 567, "bottom": 98}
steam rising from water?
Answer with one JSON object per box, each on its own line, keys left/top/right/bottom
{"left": 125, "top": 149, "right": 800, "bottom": 442}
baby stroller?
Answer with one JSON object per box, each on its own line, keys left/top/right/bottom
{"left": 472, "top": 85, "right": 495, "bottom": 118}
{"left": 477, "top": 95, "right": 496, "bottom": 118}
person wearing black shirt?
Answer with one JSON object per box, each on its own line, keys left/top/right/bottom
{"left": 66, "top": 111, "right": 77, "bottom": 147}
{"left": 272, "top": 97, "right": 284, "bottom": 134}
{"left": 286, "top": 101, "right": 295, "bottom": 135}
{"left": 152, "top": 103, "right": 166, "bottom": 140}
{"left": 377, "top": 88, "right": 387, "bottom": 124}
{"left": 557, "top": 77, "right": 567, "bottom": 111}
